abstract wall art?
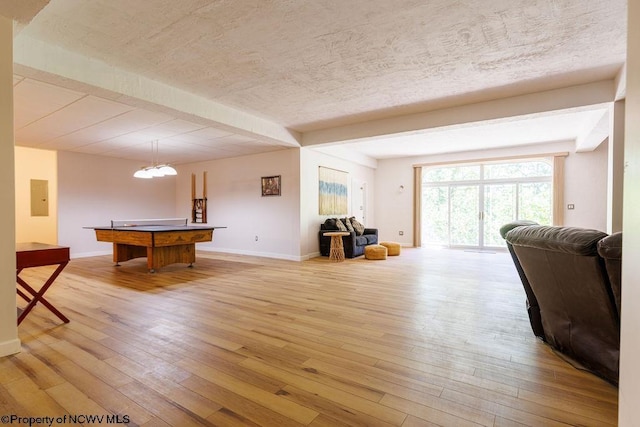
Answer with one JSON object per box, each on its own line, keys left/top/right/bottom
{"left": 319, "top": 166, "right": 348, "bottom": 215}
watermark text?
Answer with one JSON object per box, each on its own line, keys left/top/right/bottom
{"left": 1, "top": 414, "right": 130, "bottom": 426}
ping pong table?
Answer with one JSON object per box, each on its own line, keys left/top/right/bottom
{"left": 86, "top": 218, "right": 225, "bottom": 272}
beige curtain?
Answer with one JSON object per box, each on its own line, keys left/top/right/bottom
{"left": 413, "top": 166, "right": 422, "bottom": 247}
{"left": 553, "top": 154, "right": 567, "bottom": 225}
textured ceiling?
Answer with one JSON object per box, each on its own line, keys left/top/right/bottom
{"left": 1, "top": 0, "right": 629, "bottom": 164}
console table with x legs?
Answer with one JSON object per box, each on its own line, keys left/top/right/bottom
{"left": 16, "top": 242, "right": 70, "bottom": 325}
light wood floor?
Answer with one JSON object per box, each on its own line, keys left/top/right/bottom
{"left": 2, "top": 248, "right": 618, "bottom": 426}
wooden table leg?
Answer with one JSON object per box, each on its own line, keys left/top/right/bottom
{"left": 329, "top": 235, "right": 346, "bottom": 262}
{"left": 16, "top": 261, "right": 70, "bottom": 325}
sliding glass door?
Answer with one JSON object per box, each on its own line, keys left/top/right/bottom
{"left": 421, "top": 159, "right": 552, "bottom": 249}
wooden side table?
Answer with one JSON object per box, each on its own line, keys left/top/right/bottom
{"left": 323, "top": 231, "right": 350, "bottom": 262}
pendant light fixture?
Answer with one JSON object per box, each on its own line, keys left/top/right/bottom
{"left": 133, "top": 140, "right": 177, "bottom": 179}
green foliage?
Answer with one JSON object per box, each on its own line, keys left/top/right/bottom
{"left": 424, "top": 165, "right": 480, "bottom": 182}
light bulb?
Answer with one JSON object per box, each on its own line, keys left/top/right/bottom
{"left": 148, "top": 167, "right": 164, "bottom": 177}
{"left": 133, "top": 168, "right": 152, "bottom": 179}
{"left": 157, "top": 165, "right": 177, "bottom": 176}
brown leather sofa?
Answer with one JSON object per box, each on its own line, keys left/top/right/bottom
{"left": 503, "top": 223, "right": 620, "bottom": 385}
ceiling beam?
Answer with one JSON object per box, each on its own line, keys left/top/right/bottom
{"left": 575, "top": 109, "right": 610, "bottom": 152}
{"left": 0, "top": 0, "right": 50, "bottom": 24}
{"left": 615, "top": 63, "right": 627, "bottom": 100}
{"left": 13, "top": 34, "right": 301, "bottom": 148}
{"left": 302, "top": 80, "right": 617, "bottom": 147}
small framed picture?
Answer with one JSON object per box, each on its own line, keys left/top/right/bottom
{"left": 261, "top": 175, "right": 281, "bottom": 196}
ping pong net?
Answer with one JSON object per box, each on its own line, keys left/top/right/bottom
{"left": 110, "top": 218, "right": 189, "bottom": 228}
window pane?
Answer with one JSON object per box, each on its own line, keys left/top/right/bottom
{"left": 484, "top": 184, "right": 516, "bottom": 247}
{"left": 519, "top": 182, "right": 552, "bottom": 224}
{"left": 450, "top": 185, "right": 479, "bottom": 246}
{"left": 422, "top": 186, "right": 449, "bottom": 245}
{"left": 423, "top": 165, "right": 480, "bottom": 182}
{"left": 485, "top": 161, "right": 552, "bottom": 180}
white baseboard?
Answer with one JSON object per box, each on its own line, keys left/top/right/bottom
{"left": 0, "top": 338, "right": 21, "bottom": 357}
{"left": 198, "top": 246, "right": 313, "bottom": 262}
{"left": 71, "top": 250, "right": 111, "bottom": 259}
{"left": 301, "top": 251, "right": 321, "bottom": 260}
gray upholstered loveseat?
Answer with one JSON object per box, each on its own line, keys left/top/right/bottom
{"left": 319, "top": 218, "right": 378, "bottom": 258}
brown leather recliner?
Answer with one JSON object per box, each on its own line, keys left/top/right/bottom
{"left": 505, "top": 225, "right": 620, "bottom": 384}
{"left": 499, "top": 220, "right": 545, "bottom": 340}
{"left": 598, "top": 232, "right": 622, "bottom": 320}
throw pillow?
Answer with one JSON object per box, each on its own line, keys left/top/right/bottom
{"left": 335, "top": 218, "right": 348, "bottom": 231}
{"left": 323, "top": 218, "right": 338, "bottom": 230}
{"left": 350, "top": 217, "right": 365, "bottom": 236}
{"left": 342, "top": 217, "right": 355, "bottom": 233}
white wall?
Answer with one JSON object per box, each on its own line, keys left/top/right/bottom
{"left": 175, "top": 149, "right": 302, "bottom": 260}
{"left": 15, "top": 147, "right": 58, "bottom": 244}
{"left": 54, "top": 147, "right": 374, "bottom": 262}
{"left": 57, "top": 151, "right": 177, "bottom": 258}
{"left": 0, "top": 15, "right": 20, "bottom": 357}
{"left": 619, "top": 0, "right": 640, "bottom": 423}
{"left": 564, "top": 140, "right": 608, "bottom": 230}
{"left": 375, "top": 140, "right": 610, "bottom": 247}
{"left": 300, "top": 147, "right": 376, "bottom": 257}
{"left": 374, "top": 156, "right": 416, "bottom": 245}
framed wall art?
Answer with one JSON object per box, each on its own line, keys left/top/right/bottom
{"left": 261, "top": 175, "right": 281, "bottom": 196}
{"left": 319, "top": 166, "right": 348, "bottom": 215}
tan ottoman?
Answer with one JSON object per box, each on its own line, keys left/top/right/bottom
{"left": 365, "top": 244, "right": 387, "bottom": 260}
{"left": 380, "top": 241, "right": 401, "bottom": 256}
